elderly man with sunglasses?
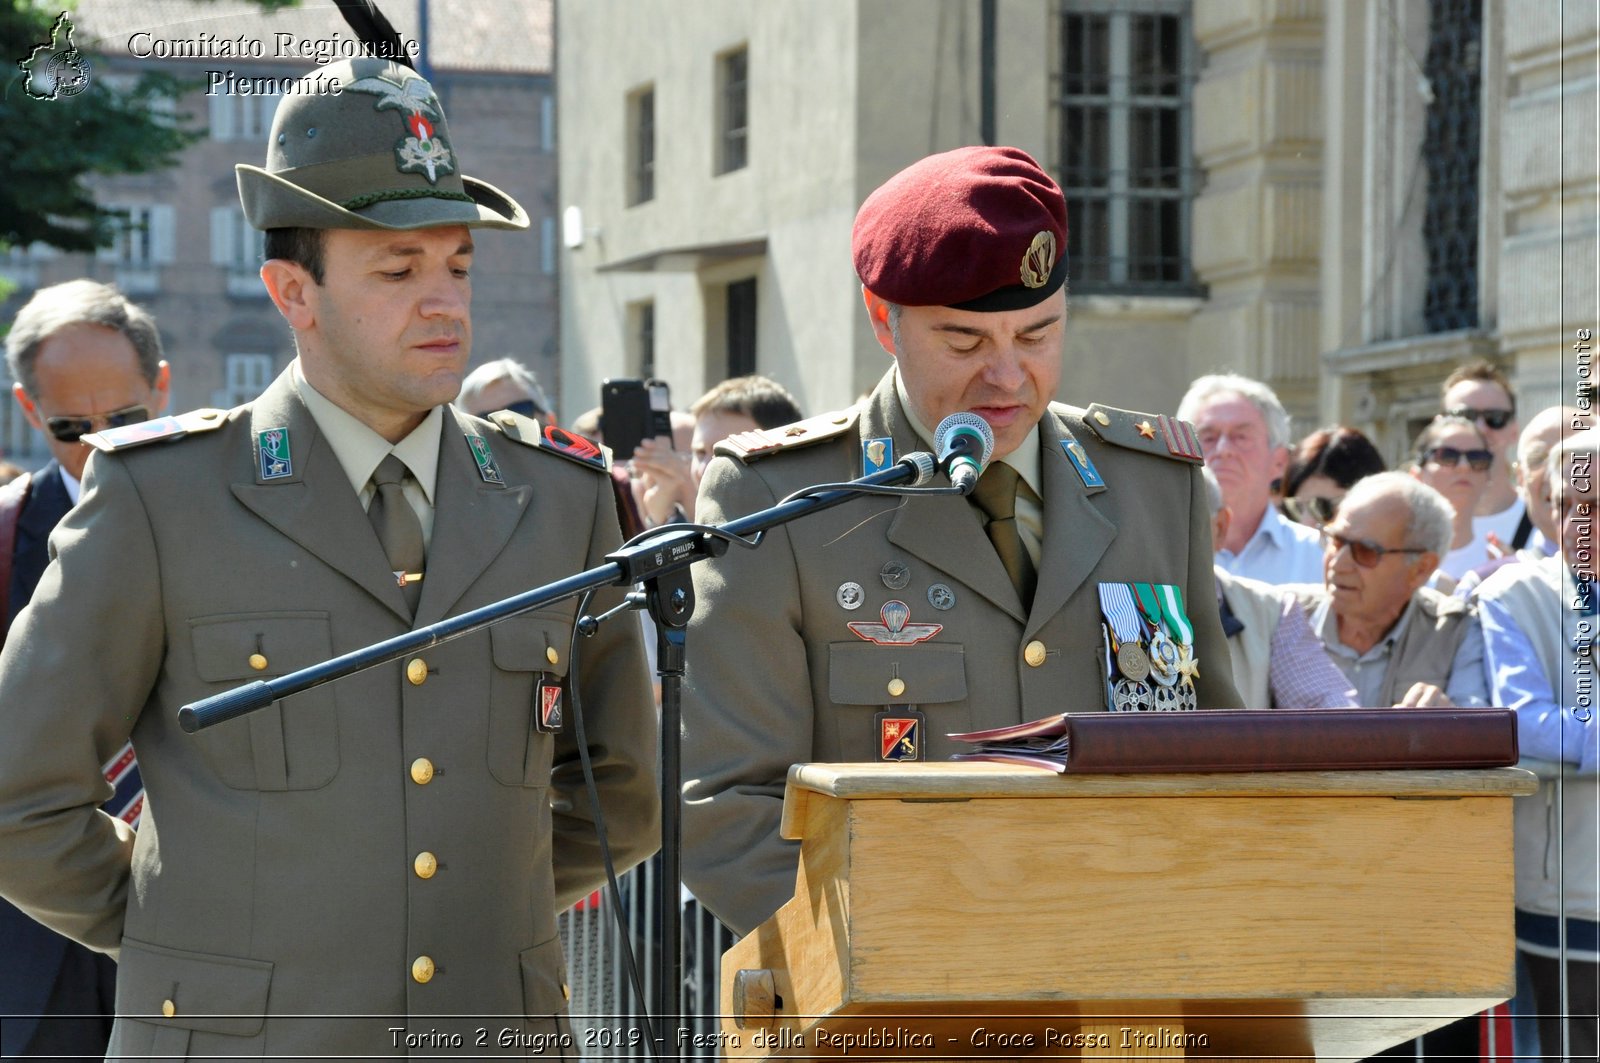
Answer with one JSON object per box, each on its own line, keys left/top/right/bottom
{"left": 0, "top": 279, "right": 167, "bottom": 1060}
{"left": 1288, "top": 472, "right": 1489, "bottom": 709}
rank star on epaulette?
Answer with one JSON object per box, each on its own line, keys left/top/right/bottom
{"left": 1082, "top": 404, "right": 1205, "bottom": 465}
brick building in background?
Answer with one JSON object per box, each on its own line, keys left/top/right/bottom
{"left": 2, "top": 0, "right": 558, "bottom": 467}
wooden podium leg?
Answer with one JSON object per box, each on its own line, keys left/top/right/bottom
{"left": 1078, "top": 1021, "right": 1189, "bottom": 1059}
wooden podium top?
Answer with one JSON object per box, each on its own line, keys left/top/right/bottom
{"left": 780, "top": 762, "right": 1538, "bottom": 839}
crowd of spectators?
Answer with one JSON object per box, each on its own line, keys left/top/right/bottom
{"left": 1179, "top": 363, "right": 1596, "bottom": 1062}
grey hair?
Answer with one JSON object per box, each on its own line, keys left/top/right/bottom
{"left": 1202, "top": 466, "right": 1223, "bottom": 518}
{"left": 1338, "top": 471, "right": 1454, "bottom": 557}
{"left": 457, "top": 358, "right": 553, "bottom": 417}
{"left": 1177, "top": 373, "right": 1292, "bottom": 450}
{"left": 4, "top": 280, "right": 163, "bottom": 395}
{"left": 885, "top": 302, "right": 904, "bottom": 352}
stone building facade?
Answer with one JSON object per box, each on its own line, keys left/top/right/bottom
{"left": 556, "top": 0, "right": 1596, "bottom": 460}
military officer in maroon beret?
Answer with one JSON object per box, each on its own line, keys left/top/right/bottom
{"left": 681, "top": 146, "right": 1242, "bottom": 935}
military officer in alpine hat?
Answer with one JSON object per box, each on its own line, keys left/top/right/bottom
{"left": 682, "top": 145, "right": 1241, "bottom": 935}
{"left": 0, "top": 56, "right": 659, "bottom": 1056}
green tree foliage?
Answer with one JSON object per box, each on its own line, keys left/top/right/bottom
{"left": 0, "top": 0, "right": 299, "bottom": 254}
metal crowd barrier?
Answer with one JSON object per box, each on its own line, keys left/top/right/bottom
{"left": 558, "top": 855, "right": 738, "bottom": 1059}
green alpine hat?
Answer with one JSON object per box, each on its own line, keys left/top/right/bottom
{"left": 236, "top": 57, "right": 527, "bottom": 232}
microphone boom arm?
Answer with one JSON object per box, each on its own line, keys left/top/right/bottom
{"left": 177, "top": 454, "right": 937, "bottom": 733}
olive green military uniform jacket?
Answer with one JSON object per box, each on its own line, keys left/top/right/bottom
{"left": 682, "top": 370, "right": 1240, "bottom": 934}
{"left": 0, "top": 370, "right": 660, "bottom": 1059}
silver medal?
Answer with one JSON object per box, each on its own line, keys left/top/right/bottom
{"left": 1111, "top": 678, "right": 1154, "bottom": 712}
{"left": 836, "top": 582, "right": 865, "bottom": 610}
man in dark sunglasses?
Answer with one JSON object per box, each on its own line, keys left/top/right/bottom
{"left": 0, "top": 278, "right": 167, "bottom": 1059}
{"left": 1289, "top": 472, "right": 1489, "bottom": 710}
{"left": 1441, "top": 359, "right": 1527, "bottom": 551}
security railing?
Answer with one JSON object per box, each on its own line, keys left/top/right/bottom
{"left": 559, "top": 855, "right": 738, "bottom": 1059}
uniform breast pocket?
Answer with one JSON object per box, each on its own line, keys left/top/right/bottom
{"left": 827, "top": 642, "right": 968, "bottom": 707}
{"left": 188, "top": 612, "right": 339, "bottom": 791}
{"left": 487, "top": 612, "right": 572, "bottom": 787}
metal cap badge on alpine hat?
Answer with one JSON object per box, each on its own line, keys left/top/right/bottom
{"left": 852, "top": 145, "right": 1067, "bottom": 312}
{"left": 236, "top": 57, "right": 528, "bottom": 232}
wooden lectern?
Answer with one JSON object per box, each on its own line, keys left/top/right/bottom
{"left": 720, "top": 763, "right": 1537, "bottom": 1060}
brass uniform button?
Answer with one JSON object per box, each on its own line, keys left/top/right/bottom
{"left": 412, "top": 956, "right": 435, "bottom": 984}
{"left": 886, "top": 677, "right": 906, "bottom": 698}
{"left": 562, "top": 982, "right": 571, "bottom": 1001}
{"left": 545, "top": 646, "right": 559, "bottom": 666}
{"left": 1024, "top": 641, "right": 1048, "bottom": 667}
{"left": 1093, "top": 411, "right": 1111, "bottom": 427}
{"left": 406, "top": 658, "right": 428, "bottom": 686}
{"left": 410, "top": 758, "right": 435, "bottom": 785}
{"left": 248, "top": 653, "right": 268, "bottom": 671}
{"left": 162, "top": 999, "right": 176, "bottom": 1018}
{"left": 414, "top": 851, "right": 438, "bottom": 879}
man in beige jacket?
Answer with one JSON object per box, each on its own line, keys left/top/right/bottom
{"left": 0, "top": 56, "right": 658, "bottom": 1058}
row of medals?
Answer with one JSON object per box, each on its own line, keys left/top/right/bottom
{"left": 1107, "top": 626, "right": 1196, "bottom": 711}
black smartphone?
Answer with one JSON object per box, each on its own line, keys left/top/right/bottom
{"left": 600, "top": 378, "right": 673, "bottom": 460}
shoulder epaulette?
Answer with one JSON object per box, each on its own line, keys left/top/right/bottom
{"left": 715, "top": 408, "right": 859, "bottom": 464}
{"left": 83, "top": 408, "right": 228, "bottom": 453}
{"left": 487, "top": 409, "right": 612, "bottom": 473}
{"left": 1080, "top": 403, "right": 1205, "bottom": 464}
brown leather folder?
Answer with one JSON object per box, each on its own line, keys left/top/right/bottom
{"left": 948, "top": 707, "right": 1519, "bottom": 773}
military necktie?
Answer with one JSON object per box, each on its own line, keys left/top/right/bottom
{"left": 368, "top": 454, "right": 425, "bottom": 613}
{"left": 971, "top": 462, "right": 1036, "bottom": 608}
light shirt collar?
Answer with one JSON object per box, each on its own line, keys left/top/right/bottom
{"left": 893, "top": 369, "right": 1042, "bottom": 499}
{"left": 1312, "top": 593, "right": 1412, "bottom": 661}
{"left": 1252, "top": 504, "right": 1300, "bottom": 549}
{"left": 292, "top": 361, "right": 441, "bottom": 505}
{"left": 61, "top": 466, "right": 82, "bottom": 505}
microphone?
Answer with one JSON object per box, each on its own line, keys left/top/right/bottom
{"left": 933, "top": 413, "right": 995, "bottom": 496}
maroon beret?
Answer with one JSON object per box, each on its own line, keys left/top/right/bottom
{"left": 852, "top": 146, "right": 1068, "bottom": 312}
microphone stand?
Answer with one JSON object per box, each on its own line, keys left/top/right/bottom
{"left": 178, "top": 454, "right": 942, "bottom": 1057}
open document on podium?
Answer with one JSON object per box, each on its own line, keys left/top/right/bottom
{"left": 948, "top": 707, "right": 1520, "bottom": 773}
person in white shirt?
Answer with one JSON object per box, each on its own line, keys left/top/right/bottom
{"left": 1178, "top": 373, "right": 1323, "bottom": 586}
{"left": 1441, "top": 360, "right": 1527, "bottom": 554}
{"left": 1456, "top": 405, "right": 1593, "bottom": 596}
{"left": 1408, "top": 415, "right": 1492, "bottom": 589}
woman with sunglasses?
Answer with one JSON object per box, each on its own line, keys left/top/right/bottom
{"left": 1281, "top": 425, "right": 1386, "bottom": 529}
{"left": 1409, "top": 415, "right": 1493, "bottom": 588}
